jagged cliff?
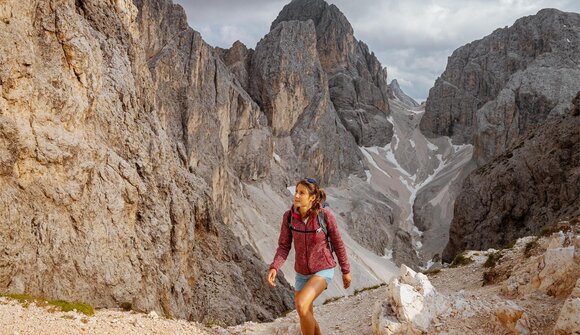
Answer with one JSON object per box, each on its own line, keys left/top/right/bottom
{"left": 420, "top": 8, "right": 580, "bottom": 261}
{"left": 0, "top": 0, "right": 294, "bottom": 326}
{"left": 421, "top": 9, "right": 580, "bottom": 165}
{"left": 444, "top": 93, "right": 580, "bottom": 261}
{"left": 0, "top": 0, "right": 402, "bottom": 326}
{"left": 269, "top": 0, "right": 394, "bottom": 147}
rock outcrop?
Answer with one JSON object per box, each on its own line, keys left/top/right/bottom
{"left": 249, "top": 18, "right": 365, "bottom": 185}
{"left": 0, "top": 0, "right": 295, "bottom": 326}
{"left": 388, "top": 80, "right": 419, "bottom": 108}
{"left": 501, "top": 230, "right": 580, "bottom": 299}
{"left": 270, "top": 0, "right": 393, "bottom": 147}
{"left": 443, "top": 94, "right": 580, "bottom": 261}
{"left": 372, "top": 265, "right": 445, "bottom": 334}
{"left": 554, "top": 278, "right": 580, "bottom": 335}
{"left": 420, "top": 9, "right": 580, "bottom": 165}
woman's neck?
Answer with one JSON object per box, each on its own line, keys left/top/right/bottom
{"left": 298, "top": 206, "right": 310, "bottom": 219}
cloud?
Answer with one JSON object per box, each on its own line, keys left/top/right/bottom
{"left": 173, "top": 0, "right": 580, "bottom": 101}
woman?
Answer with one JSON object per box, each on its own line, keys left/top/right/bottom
{"left": 266, "top": 178, "right": 351, "bottom": 335}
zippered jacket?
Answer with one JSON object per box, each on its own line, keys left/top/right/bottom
{"left": 269, "top": 206, "right": 350, "bottom": 275}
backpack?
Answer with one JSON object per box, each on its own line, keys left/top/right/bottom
{"left": 287, "top": 204, "right": 334, "bottom": 253}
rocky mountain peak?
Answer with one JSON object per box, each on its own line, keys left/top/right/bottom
{"left": 270, "top": 0, "right": 351, "bottom": 34}
{"left": 420, "top": 8, "right": 580, "bottom": 165}
{"left": 388, "top": 79, "right": 419, "bottom": 107}
{"left": 267, "top": 0, "right": 393, "bottom": 147}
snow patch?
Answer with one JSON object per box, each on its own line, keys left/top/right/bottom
{"left": 382, "top": 249, "right": 393, "bottom": 260}
{"left": 365, "top": 170, "right": 372, "bottom": 183}
{"left": 419, "top": 259, "right": 436, "bottom": 272}
{"left": 412, "top": 226, "right": 424, "bottom": 237}
{"left": 287, "top": 186, "right": 296, "bottom": 195}
{"left": 361, "top": 148, "right": 392, "bottom": 178}
{"left": 426, "top": 140, "right": 438, "bottom": 151}
{"left": 409, "top": 139, "right": 415, "bottom": 148}
{"left": 273, "top": 152, "right": 281, "bottom": 163}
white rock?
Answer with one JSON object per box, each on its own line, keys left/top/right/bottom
{"left": 554, "top": 278, "right": 580, "bottom": 335}
{"left": 372, "top": 264, "right": 443, "bottom": 334}
{"left": 148, "top": 310, "right": 159, "bottom": 319}
{"left": 494, "top": 301, "right": 529, "bottom": 335}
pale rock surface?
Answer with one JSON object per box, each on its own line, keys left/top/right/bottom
{"left": 271, "top": 0, "right": 394, "bottom": 147}
{"left": 502, "top": 231, "right": 580, "bottom": 299}
{"left": 554, "top": 278, "right": 580, "bottom": 335}
{"left": 249, "top": 18, "right": 366, "bottom": 185}
{"left": 493, "top": 301, "right": 530, "bottom": 335}
{"left": 372, "top": 265, "right": 445, "bottom": 334}
{"left": 0, "top": 0, "right": 294, "bottom": 326}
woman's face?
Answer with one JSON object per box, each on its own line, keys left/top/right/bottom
{"left": 294, "top": 184, "right": 316, "bottom": 210}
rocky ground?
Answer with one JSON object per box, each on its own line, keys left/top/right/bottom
{"left": 2, "top": 227, "right": 578, "bottom": 335}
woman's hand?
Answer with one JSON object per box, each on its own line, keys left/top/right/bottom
{"left": 266, "top": 268, "right": 277, "bottom": 287}
{"left": 342, "top": 272, "right": 351, "bottom": 289}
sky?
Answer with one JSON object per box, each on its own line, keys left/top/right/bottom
{"left": 173, "top": 0, "right": 580, "bottom": 102}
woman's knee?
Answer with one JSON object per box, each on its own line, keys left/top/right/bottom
{"left": 295, "top": 296, "right": 312, "bottom": 318}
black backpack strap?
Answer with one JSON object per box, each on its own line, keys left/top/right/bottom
{"left": 288, "top": 211, "right": 322, "bottom": 233}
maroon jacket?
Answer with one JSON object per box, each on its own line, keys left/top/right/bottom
{"left": 269, "top": 206, "right": 350, "bottom": 275}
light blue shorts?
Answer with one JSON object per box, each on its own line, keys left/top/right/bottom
{"left": 295, "top": 268, "right": 335, "bottom": 292}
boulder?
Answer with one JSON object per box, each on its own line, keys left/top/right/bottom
{"left": 372, "top": 265, "right": 444, "bottom": 334}
{"left": 493, "top": 301, "right": 530, "bottom": 335}
{"left": 502, "top": 231, "right": 580, "bottom": 298}
{"left": 554, "top": 278, "right": 580, "bottom": 335}
{"left": 271, "top": 0, "right": 393, "bottom": 147}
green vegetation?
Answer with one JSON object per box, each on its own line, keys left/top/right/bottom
{"left": 49, "top": 300, "right": 94, "bottom": 316}
{"left": 422, "top": 268, "right": 441, "bottom": 276}
{"left": 450, "top": 252, "right": 474, "bottom": 268}
{"left": 204, "top": 319, "right": 227, "bottom": 328}
{"left": 354, "top": 283, "right": 385, "bottom": 296}
{"left": 503, "top": 240, "right": 517, "bottom": 249}
{"left": 484, "top": 252, "right": 503, "bottom": 268}
{"left": 482, "top": 270, "right": 499, "bottom": 286}
{"left": 322, "top": 296, "right": 342, "bottom": 305}
{"left": 524, "top": 239, "right": 540, "bottom": 258}
{"left": 540, "top": 222, "right": 572, "bottom": 237}
{"left": 0, "top": 293, "right": 94, "bottom": 316}
{"left": 119, "top": 302, "right": 132, "bottom": 311}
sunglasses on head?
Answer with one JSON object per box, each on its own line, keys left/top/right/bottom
{"left": 305, "top": 178, "right": 317, "bottom": 184}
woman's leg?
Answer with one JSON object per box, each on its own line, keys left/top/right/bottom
{"left": 295, "top": 275, "right": 327, "bottom": 335}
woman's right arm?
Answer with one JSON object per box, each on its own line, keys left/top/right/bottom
{"left": 267, "top": 211, "right": 293, "bottom": 287}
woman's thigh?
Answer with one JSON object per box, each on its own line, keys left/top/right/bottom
{"left": 295, "top": 275, "right": 327, "bottom": 307}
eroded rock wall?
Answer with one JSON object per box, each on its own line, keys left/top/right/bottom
{"left": 0, "top": 0, "right": 293, "bottom": 325}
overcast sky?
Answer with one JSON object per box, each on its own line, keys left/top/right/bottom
{"left": 173, "top": 0, "right": 580, "bottom": 102}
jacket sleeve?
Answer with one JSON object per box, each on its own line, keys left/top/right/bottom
{"left": 269, "top": 211, "right": 293, "bottom": 272}
{"left": 325, "top": 209, "right": 350, "bottom": 274}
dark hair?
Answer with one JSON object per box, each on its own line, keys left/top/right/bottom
{"left": 296, "top": 178, "right": 326, "bottom": 215}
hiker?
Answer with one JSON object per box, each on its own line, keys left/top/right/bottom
{"left": 266, "top": 178, "right": 351, "bottom": 335}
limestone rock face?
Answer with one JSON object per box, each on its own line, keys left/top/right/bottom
{"left": 420, "top": 9, "right": 580, "bottom": 165}
{"left": 493, "top": 301, "right": 531, "bottom": 335}
{"left": 0, "top": 0, "right": 294, "bottom": 326}
{"left": 554, "top": 278, "right": 580, "bottom": 335}
{"left": 372, "top": 265, "right": 445, "bottom": 334}
{"left": 389, "top": 79, "right": 419, "bottom": 108}
{"left": 215, "top": 41, "right": 253, "bottom": 92}
{"left": 501, "top": 231, "right": 580, "bottom": 299}
{"left": 250, "top": 19, "right": 365, "bottom": 185}
{"left": 443, "top": 95, "right": 580, "bottom": 261}
{"left": 271, "top": 0, "right": 393, "bottom": 147}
